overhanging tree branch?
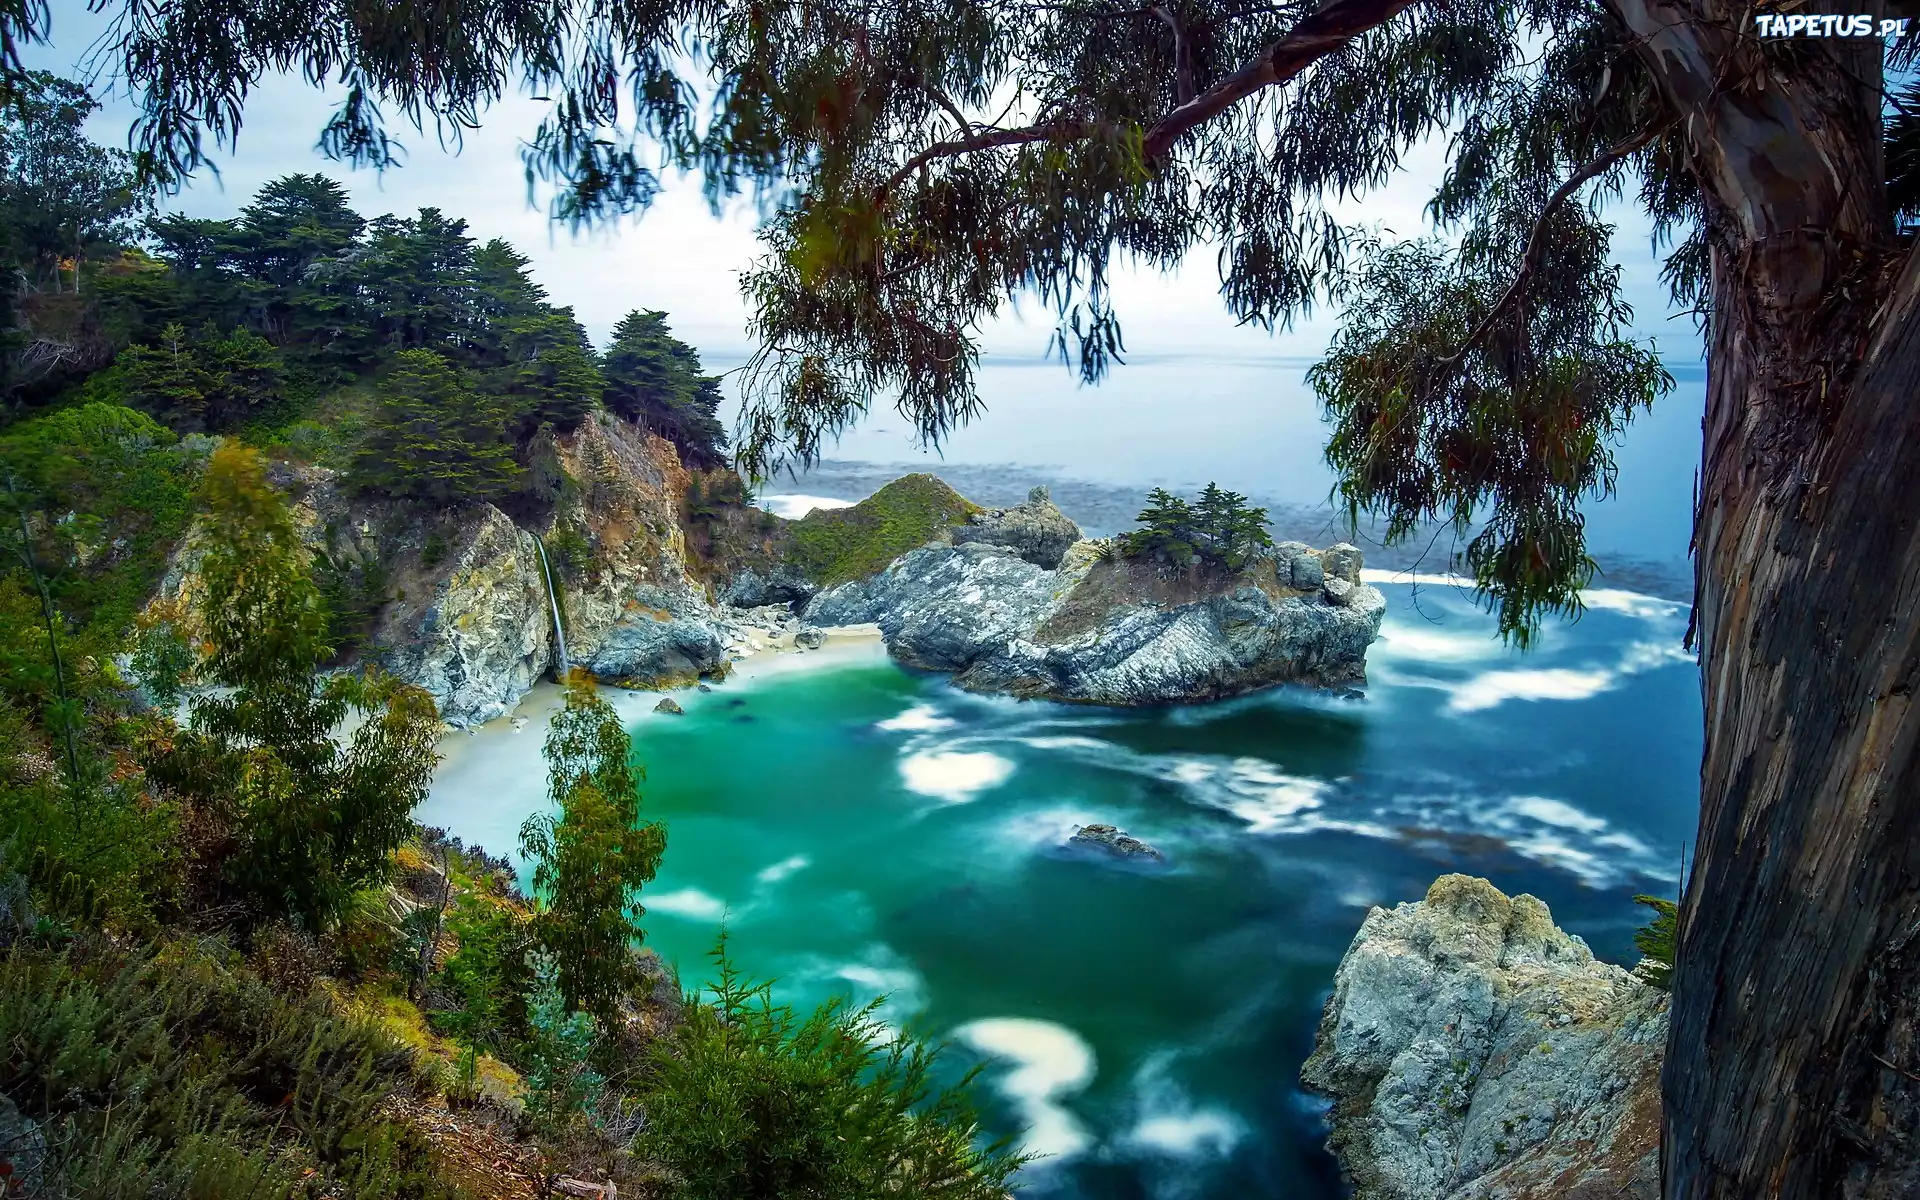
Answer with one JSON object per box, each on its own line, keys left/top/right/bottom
{"left": 1436, "top": 117, "right": 1678, "bottom": 371}
{"left": 876, "top": 0, "right": 1429, "bottom": 197}
{"left": 1140, "top": 0, "right": 1427, "bottom": 158}
{"left": 1150, "top": 5, "right": 1197, "bottom": 105}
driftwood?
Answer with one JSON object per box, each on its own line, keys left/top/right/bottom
{"left": 552, "top": 1178, "right": 617, "bottom": 1198}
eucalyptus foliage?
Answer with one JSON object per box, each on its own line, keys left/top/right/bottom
{"left": 144, "top": 444, "right": 442, "bottom": 930}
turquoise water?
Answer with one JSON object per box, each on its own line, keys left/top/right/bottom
{"left": 420, "top": 576, "right": 1701, "bottom": 1198}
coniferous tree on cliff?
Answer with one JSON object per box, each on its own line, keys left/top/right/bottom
{"left": 31, "top": 0, "right": 1920, "bottom": 1192}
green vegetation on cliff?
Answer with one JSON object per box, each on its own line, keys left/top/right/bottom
{"left": 1, "top": 337, "right": 1020, "bottom": 1200}
{"left": 785, "top": 473, "right": 980, "bottom": 586}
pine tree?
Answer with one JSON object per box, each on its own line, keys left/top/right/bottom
{"left": 348, "top": 349, "right": 522, "bottom": 503}
{"left": 600, "top": 309, "right": 728, "bottom": 467}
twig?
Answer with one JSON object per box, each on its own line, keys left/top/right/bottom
{"left": 1150, "top": 5, "right": 1197, "bottom": 105}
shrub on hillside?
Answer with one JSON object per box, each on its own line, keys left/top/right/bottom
{"left": 631, "top": 939, "right": 1025, "bottom": 1200}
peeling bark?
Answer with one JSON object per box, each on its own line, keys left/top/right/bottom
{"left": 1605, "top": 0, "right": 1920, "bottom": 1193}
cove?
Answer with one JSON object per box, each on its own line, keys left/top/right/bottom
{"left": 418, "top": 576, "right": 1701, "bottom": 1198}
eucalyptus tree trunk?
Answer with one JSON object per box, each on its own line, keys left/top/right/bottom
{"left": 1606, "top": 1, "right": 1920, "bottom": 1194}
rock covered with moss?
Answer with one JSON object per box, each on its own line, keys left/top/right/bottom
{"left": 1300, "top": 875, "right": 1665, "bottom": 1200}
{"left": 804, "top": 532, "right": 1385, "bottom": 705}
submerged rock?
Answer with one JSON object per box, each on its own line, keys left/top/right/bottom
{"left": 653, "top": 697, "right": 684, "bottom": 715}
{"left": 951, "top": 484, "right": 1084, "bottom": 569}
{"left": 804, "top": 536, "right": 1384, "bottom": 705}
{"left": 1301, "top": 875, "right": 1665, "bottom": 1200}
{"left": 1067, "top": 823, "right": 1164, "bottom": 862}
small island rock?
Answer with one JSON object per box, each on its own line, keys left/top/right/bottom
{"left": 653, "top": 697, "right": 685, "bottom": 715}
{"left": 1068, "top": 823, "right": 1165, "bottom": 861}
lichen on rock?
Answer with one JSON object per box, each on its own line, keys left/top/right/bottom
{"left": 1301, "top": 874, "right": 1665, "bottom": 1200}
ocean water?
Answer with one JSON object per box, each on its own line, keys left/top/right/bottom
{"left": 419, "top": 576, "right": 1700, "bottom": 1198}
{"left": 418, "top": 350, "right": 1705, "bottom": 1196}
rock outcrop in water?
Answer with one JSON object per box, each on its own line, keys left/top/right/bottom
{"left": 804, "top": 533, "right": 1385, "bottom": 705}
{"left": 1301, "top": 875, "right": 1665, "bottom": 1200}
{"left": 1067, "top": 823, "right": 1164, "bottom": 861}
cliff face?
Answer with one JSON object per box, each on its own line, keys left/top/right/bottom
{"left": 1301, "top": 875, "right": 1665, "bottom": 1200}
{"left": 151, "top": 416, "right": 732, "bottom": 727}
{"left": 546, "top": 415, "right": 730, "bottom": 689}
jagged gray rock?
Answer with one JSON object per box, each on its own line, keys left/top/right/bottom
{"left": 793, "top": 626, "right": 826, "bottom": 649}
{"left": 805, "top": 536, "right": 1384, "bottom": 704}
{"left": 151, "top": 418, "right": 741, "bottom": 725}
{"left": 805, "top": 542, "right": 1062, "bottom": 670}
{"left": 1301, "top": 875, "right": 1665, "bottom": 1200}
{"left": 721, "top": 564, "right": 819, "bottom": 609}
{"left": 0, "top": 1092, "right": 46, "bottom": 1196}
{"left": 1067, "top": 823, "right": 1164, "bottom": 861}
{"left": 950, "top": 484, "right": 1084, "bottom": 569}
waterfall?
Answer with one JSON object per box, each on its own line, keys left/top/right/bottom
{"left": 533, "top": 537, "right": 571, "bottom": 682}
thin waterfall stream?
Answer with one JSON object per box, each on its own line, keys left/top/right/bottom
{"left": 533, "top": 536, "right": 570, "bottom": 680}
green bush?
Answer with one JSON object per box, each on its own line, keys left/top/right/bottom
{"left": 632, "top": 940, "right": 1025, "bottom": 1200}
{"left": 433, "top": 892, "right": 529, "bottom": 1053}
{"left": 0, "top": 940, "right": 470, "bottom": 1199}
{"left": 143, "top": 445, "right": 441, "bottom": 931}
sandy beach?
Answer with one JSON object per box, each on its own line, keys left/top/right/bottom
{"left": 421, "top": 624, "right": 889, "bottom": 842}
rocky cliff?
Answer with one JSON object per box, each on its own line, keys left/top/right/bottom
{"left": 152, "top": 415, "right": 734, "bottom": 727}
{"left": 1301, "top": 875, "right": 1666, "bottom": 1200}
{"left": 804, "top": 529, "right": 1385, "bottom": 705}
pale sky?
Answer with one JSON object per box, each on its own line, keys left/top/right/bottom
{"left": 27, "top": 9, "right": 1702, "bottom": 365}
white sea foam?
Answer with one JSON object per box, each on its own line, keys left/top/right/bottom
{"left": 1503, "top": 795, "right": 1608, "bottom": 834}
{"left": 877, "top": 704, "right": 957, "bottom": 732}
{"left": 1161, "top": 756, "right": 1330, "bottom": 833}
{"left": 1126, "top": 1109, "right": 1244, "bottom": 1159}
{"left": 998, "top": 806, "right": 1110, "bottom": 850}
{"left": 1582, "top": 588, "right": 1687, "bottom": 619}
{"left": 1374, "top": 622, "right": 1509, "bottom": 664}
{"left": 646, "top": 887, "right": 728, "bottom": 921}
{"left": 755, "top": 854, "right": 810, "bottom": 884}
{"left": 953, "top": 1018, "right": 1097, "bottom": 1162}
{"left": 1444, "top": 633, "right": 1694, "bottom": 713}
{"left": 900, "top": 750, "right": 1015, "bottom": 802}
{"left": 758, "top": 493, "right": 856, "bottom": 520}
{"left": 1447, "top": 666, "right": 1618, "bottom": 712}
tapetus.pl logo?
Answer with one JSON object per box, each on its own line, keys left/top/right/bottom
{"left": 1753, "top": 11, "right": 1911, "bottom": 36}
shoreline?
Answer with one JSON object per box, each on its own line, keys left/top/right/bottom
{"left": 422, "top": 624, "right": 888, "bottom": 837}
